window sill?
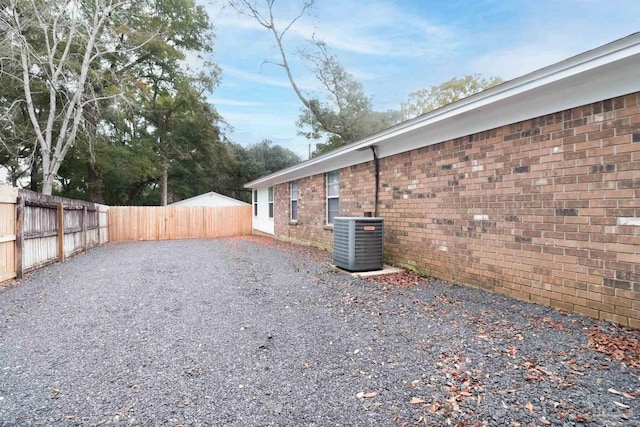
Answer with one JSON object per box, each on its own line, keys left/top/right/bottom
{"left": 323, "top": 224, "right": 334, "bottom": 231}
{"left": 289, "top": 220, "right": 299, "bottom": 226}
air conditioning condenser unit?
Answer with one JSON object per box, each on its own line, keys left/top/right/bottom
{"left": 333, "top": 217, "right": 384, "bottom": 272}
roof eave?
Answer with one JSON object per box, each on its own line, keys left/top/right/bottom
{"left": 244, "top": 32, "right": 640, "bottom": 189}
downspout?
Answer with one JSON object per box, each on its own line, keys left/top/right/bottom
{"left": 370, "top": 146, "right": 379, "bottom": 217}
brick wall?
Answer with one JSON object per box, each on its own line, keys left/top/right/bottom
{"left": 274, "top": 174, "right": 335, "bottom": 250}
{"left": 274, "top": 92, "right": 640, "bottom": 328}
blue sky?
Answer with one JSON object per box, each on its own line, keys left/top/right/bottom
{"left": 202, "top": 0, "right": 640, "bottom": 159}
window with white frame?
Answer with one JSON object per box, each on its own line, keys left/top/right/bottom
{"left": 253, "top": 190, "right": 258, "bottom": 216}
{"left": 268, "top": 187, "right": 274, "bottom": 218}
{"left": 291, "top": 181, "right": 298, "bottom": 221}
{"left": 326, "top": 171, "right": 339, "bottom": 224}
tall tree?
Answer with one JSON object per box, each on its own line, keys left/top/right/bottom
{"left": 0, "top": 0, "right": 218, "bottom": 197}
{"left": 115, "top": 0, "right": 217, "bottom": 205}
{"left": 228, "top": 0, "right": 401, "bottom": 156}
{"left": 218, "top": 140, "right": 300, "bottom": 203}
{"left": 296, "top": 39, "right": 402, "bottom": 153}
{"left": 244, "top": 139, "right": 300, "bottom": 177}
{"left": 0, "top": 0, "right": 155, "bottom": 194}
{"left": 227, "top": 1, "right": 319, "bottom": 125}
{"left": 402, "top": 74, "right": 503, "bottom": 119}
{"left": 56, "top": 87, "right": 230, "bottom": 207}
{"left": 157, "top": 85, "right": 229, "bottom": 205}
{"left": 0, "top": 75, "right": 40, "bottom": 187}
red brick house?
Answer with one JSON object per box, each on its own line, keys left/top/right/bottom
{"left": 246, "top": 34, "right": 640, "bottom": 328}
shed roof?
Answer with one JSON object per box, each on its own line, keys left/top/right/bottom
{"left": 245, "top": 32, "right": 640, "bottom": 189}
{"left": 170, "top": 191, "right": 249, "bottom": 206}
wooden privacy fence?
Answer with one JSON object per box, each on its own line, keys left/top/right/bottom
{"left": 0, "top": 184, "right": 253, "bottom": 284}
{"left": 19, "top": 190, "right": 109, "bottom": 275}
{"left": 0, "top": 185, "right": 109, "bottom": 282}
{"left": 109, "top": 205, "right": 252, "bottom": 242}
{"left": 0, "top": 186, "right": 19, "bottom": 282}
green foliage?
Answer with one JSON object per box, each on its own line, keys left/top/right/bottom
{"left": 0, "top": 0, "right": 231, "bottom": 204}
{"left": 164, "top": 96, "right": 232, "bottom": 204}
{"left": 403, "top": 74, "right": 503, "bottom": 118}
{"left": 218, "top": 140, "right": 301, "bottom": 203}
{"left": 311, "top": 135, "right": 344, "bottom": 158}
{"left": 224, "top": 2, "right": 400, "bottom": 159}
{"left": 243, "top": 139, "right": 301, "bottom": 176}
{"left": 296, "top": 41, "right": 403, "bottom": 157}
{"left": 37, "top": 0, "right": 234, "bottom": 205}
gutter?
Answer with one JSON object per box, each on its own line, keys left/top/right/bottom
{"left": 370, "top": 146, "right": 379, "bottom": 217}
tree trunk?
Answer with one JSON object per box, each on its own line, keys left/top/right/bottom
{"left": 84, "top": 101, "right": 103, "bottom": 203}
{"left": 87, "top": 162, "right": 103, "bottom": 203}
{"left": 29, "top": 160, "right": 38, "bottom": 192}
{"left": 160, "top": 158, "right": 168, "bottom": 206}
{"left": 42, "top": 176, "right": 53, "bottom": 195}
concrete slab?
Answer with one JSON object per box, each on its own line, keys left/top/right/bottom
{"left": 332, "top": 264, "right": 405, "bottom": 278}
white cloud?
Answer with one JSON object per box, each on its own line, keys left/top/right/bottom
{"left": 208, "top": 0, "right": 459, "bottom": 59}
{"left": 221, "top": 110, "right": 309, "bottom": 158}
{"left": 220, "top": 63, "right": 323, "bottom": 95}
{"left": 210, "top": 98, "right": 265, "bottom": 107}
{"left": 348, "top": 68, "right": 382, "bottom": 82}
{"left": 290, "top": 2, "right": 459, "bottom": 58}
{"left": 220, "top": 64, "right": 292, "bottom": 88}
{"left": 469, "top": 45, "right": 571, "bottom": 80}
{"left": 222, "top": 111, "right": 298, "bottom": 131}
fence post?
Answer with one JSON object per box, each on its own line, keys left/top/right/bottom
{"left": 57, "top": 202, "right": 65, "bottom": 262}
{"left": 82, "top": 206, "right": 87, "bottom": 251}
{"left": 15, "top": 196, "right": 24, "bottom": 279}
{"left": 97, "top": 207, "right": 101, "bottom": 245}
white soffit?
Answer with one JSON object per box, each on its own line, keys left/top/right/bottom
{"left": 245, "top": 33, "right": 640, "bottom": 189}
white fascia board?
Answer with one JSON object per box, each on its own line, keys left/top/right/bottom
{"left": 379, "top": 55, "right": 640, "bottom": 160}
{"left": 244, "top": 33, "right": 640, "bottom": 189}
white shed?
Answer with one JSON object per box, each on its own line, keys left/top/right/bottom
{"left": 170, "top": 192, "right": 249, "bottom": 207}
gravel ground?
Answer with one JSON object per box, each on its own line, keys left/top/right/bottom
{"left": 0, "top": 236, "right": 638, "bottom": 426}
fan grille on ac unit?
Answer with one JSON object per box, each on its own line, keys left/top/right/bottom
{"left": 333, "top": 217, "right": 384, "bottom": 272}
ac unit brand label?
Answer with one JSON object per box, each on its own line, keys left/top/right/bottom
{"left": 363, "top": 226, "right": 376, "bottom": 231}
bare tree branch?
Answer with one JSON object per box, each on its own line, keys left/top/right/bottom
{"left": 227, "top": 0, "right": 343, "bottom": 136}
{"left": 0, "top": 0, "right": 162, "bottom": 193}
{"left": 278, "top": 0, "right": 311, "bottom": 39}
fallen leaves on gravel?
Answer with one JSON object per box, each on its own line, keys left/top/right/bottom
{"left": 608, "top": 388, "right": 636, "bottom": 399}
{"left": 356, "top": 391, "right": 379, "bottom": 399}
{"left": 50, "top": 388, "right": 61, "bottom": 399}
{"left": 586, "top": 326, "right": 640, "bottom": 369}
{"left": 0, "top": 279, "right": 22, "bottom": 289}
{"left": 362, "top": 272, "right": 429, "bottom": 288}
{"left": 521, "top": 360, "right": 562, "bottom": 383}
{"left": 614, "top": 401, "right": 630, "bottom": 409}
{"left": 574, "top": 413, "right": 591, "bottom": 423}
{"left": 238, "top": 235, "right": 330, "bottom": 262}
{"left": 533, "top": 316, "right": 565, "bottom": 331}
{"left": 239, "top": 242, "right": 640, "bottom": 424}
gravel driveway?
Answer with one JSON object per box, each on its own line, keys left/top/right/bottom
{"left": 0, "top": 237, "right": 638, "bottom": 426}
